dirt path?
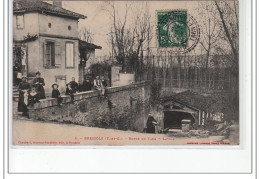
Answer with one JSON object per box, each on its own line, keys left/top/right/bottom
{"left": 12, "top": 118, "right": 229, "bottom": 146}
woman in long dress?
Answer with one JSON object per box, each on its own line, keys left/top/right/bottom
{"left": 33, "top": 71, "right": 46, "bottom": 99}
{"left": 146, "top": 113, "right": 158, "bottom": 133}
{"left": 18, "top": 76, "right": 30, "bottom": 117}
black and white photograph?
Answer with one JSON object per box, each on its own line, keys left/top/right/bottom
{"left": 11, "top": 0, "right": 239, "bottom": 146}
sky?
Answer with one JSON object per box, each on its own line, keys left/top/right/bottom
{"left": 56, "top": 1, "right": 233, "bottom": 56}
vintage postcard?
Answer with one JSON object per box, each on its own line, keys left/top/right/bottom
{"left": 11, "top": 0, "right": 239, "bottom": 146}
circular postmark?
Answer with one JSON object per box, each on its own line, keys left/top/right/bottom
{"left": 157, "top": 10, "right": 200, "bottom": 54}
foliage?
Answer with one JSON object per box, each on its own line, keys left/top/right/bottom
{"left": 88, "top": 61, "right": 113, "bottom": 80}
{"left": 90, "top": 106, "right": 138, "bottom": 131}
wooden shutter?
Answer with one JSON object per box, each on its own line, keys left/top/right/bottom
{"left": 66, "top": 43, "right": 74, "bottom": 67}
{"left": 55, "top": 42, "right": 61, "bottom": 66}
{"left": 43, "top": 42, "right": 47, "bottom": 67}
{"left": 51, "top": 42, "right": 55, "bottom": 66}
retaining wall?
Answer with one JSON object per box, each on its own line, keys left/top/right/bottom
{"left": 28, "top": 81, "right": 151, "bottom": 132}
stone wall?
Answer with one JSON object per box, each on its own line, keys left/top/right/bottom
{"left": 28, "top": 81, "right": 151, "bottom": 132}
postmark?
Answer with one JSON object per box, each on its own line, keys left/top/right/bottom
{"left": 157, "top": 10, "right": 200, "bottom": 54}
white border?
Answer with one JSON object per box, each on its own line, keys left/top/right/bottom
{"left": 2, "top": 0, "right": 256, "bottom": 176}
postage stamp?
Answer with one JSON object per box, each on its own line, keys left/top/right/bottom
{"left": 157, "top": 10, "right": 200, "bottom": 54}
{"left": 11, "top": 0, "right": 238, "bottom": 146}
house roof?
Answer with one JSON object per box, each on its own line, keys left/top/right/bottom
{"left": 79, "top": 40, "right": 102, "bottom": 50}
{"left": 13, "top": 0, "right": 86, "bottom": 19}
{"left": 162, "top": 90, "right": 218, "bottom": 111}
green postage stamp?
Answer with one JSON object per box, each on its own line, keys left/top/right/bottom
{"left": 157, "top": 10, "right": 188, "bottom": 48}
{"left": 157, "top": 10, "right": 200, "bottom": 54}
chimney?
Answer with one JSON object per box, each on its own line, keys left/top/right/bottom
{"left": 53, "top": 1, "right": 62, "bottom": 8}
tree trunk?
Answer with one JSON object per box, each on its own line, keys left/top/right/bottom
{"left": 177, "top": 56, "right": 182, "bottom": 88}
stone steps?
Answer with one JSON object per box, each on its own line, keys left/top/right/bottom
{"left": 13, "top": 86, "right": 19, "bottom": 102}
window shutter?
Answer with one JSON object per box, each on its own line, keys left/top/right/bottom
{"left": 55, "top": 42, "right": 61, "bottom": 66}
{"left": 66, "top": 43, "right": 74, "bottom": 67}
{"left": 43, "top": 42, "right": 47, "bottom": 67}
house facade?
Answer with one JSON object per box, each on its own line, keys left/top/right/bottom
{"left": 13, "top": 0, "right": 100, "bottom": 95}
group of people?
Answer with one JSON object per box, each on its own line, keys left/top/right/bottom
{"left": 64, "top": 75, "right": 108, "bottom": 103}
{"left": 17, "top": 72, "right": 46, "bottom": 117}
{"left": 17, "top": 72, "right": 109, "bottom": 118}
{"left": 17, "top": 71, "right": 158, "bottom": 134}
{"left": 67, "top": 75, "right": 108, "bottom": 93}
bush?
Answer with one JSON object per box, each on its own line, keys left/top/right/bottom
{"left": 89, "top": 107, "right": 138, "bottom": 131}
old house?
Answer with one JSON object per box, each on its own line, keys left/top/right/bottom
{"left": 13, "top": 0, "right": 101, "bottom": 95}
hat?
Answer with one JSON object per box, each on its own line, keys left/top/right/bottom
{"left": 35, "top": 71, "right": 41, "bottom": 75}
{"left": 52, "top": 83, "right": 59, "bottom": 88}
{"left": 148, "top": 112, "right": 153, "bottom": 115}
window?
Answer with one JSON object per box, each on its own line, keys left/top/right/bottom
{"left": 16, "top": 15, "right": 24, "bottom": 29}
{"left": 68, "top": 25, "right": 71, "bottom": 30}
{"left": 48, "top": 23, "right": 52, "bottom": 28}
{"left": 45, "top": 41, "right": 55, "bottom": 67}
{"left": 66, "top": 42, "right": 74, "bottom": 68}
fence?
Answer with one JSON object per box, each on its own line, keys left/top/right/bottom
{"left": 136, "top": 66, "right": 234, "bottom": 91}
{"left": 86, "top": 54, "right": 236, "bottom": 92}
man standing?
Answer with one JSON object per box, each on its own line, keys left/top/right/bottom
{"left": 69, "top": 77, "right": 79, "bottom": 93}
{"left": 33, "top": 71, "right": 46, "bottom": 99}
{"left": 146, "top": 112, "right": 158, "bottom": 133}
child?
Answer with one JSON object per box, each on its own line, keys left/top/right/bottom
{"left": 28, "top": 86, "right": 39, "bottom": 107}
{"left": 65, "top": 83, "right": 74, "bottom": 103}
{"left": 51, "top": 83, "right": 63, "bottom": 106}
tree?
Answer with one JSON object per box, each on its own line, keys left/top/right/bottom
{"left": 215, "top": 1, "right": 239, "bottom": 72}
{"left": 214, "top": 1, "right": 239, "bottom": 121}
{"left": 198, "top": 2, "right": 222, "bottom": 69}
{"left": 108, "top": 2, "right": 153, "bottom": 75}
{"left": 79, "top": 28, "right": 94, "bottom": 44}
{"left": 78, "top": 28, "right": 94, "bottom": 67}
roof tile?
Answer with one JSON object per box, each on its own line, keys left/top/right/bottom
{"left": 13, "top": 0, "right": 86, "bottom": 19}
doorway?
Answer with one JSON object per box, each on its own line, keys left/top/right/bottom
{"left": 163, "top": 111, "right": 195, "bottom": 129}
{"left": 13, "top": 45, "right": 28, "bottom": 75}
